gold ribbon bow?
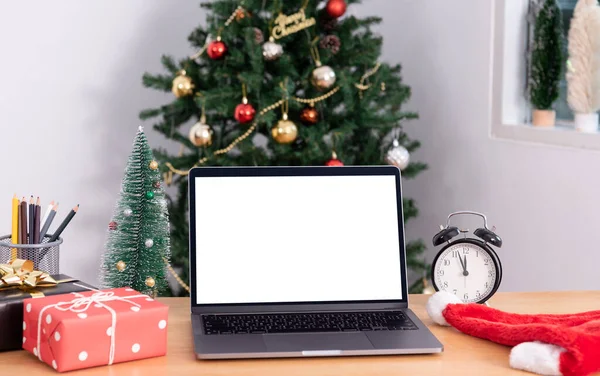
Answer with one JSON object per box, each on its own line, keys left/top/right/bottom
{"left": 0, "top": 259, "right": 57, "bottom": 289}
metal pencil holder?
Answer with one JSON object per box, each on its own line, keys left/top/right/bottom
{"left": 0, "top": 234, "right": 62, "bottom": 274}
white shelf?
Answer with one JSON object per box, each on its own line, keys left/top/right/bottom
{"left": 491, "top": 122, "right": 600, "bottom": 152}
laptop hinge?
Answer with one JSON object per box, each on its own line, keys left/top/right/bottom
{"left": 191, "top": 301, "right": 408, "bottom": 315}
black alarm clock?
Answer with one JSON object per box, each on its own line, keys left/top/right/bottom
{"left": 431, "top": 211, "right": 503, "bottom": 304}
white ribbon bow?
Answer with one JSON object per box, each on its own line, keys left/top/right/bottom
{"left": 36, "top": 287, "right": 148, "bottom": 366}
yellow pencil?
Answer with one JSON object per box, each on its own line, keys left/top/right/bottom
{"left": 11, "top": 194, "right": 19, "bottom": 260}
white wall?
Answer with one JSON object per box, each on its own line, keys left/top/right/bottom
{"left": 381, "top": 0, "right": 600, "bottom": 292}
{"left": 1, "top": 0, "right": 598, "bottom": 292}
{"left": 0, "top": 0, "right": 198, "bottom": 283}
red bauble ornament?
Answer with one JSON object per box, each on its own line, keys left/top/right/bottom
{"left": 108, "top": 221, "right": 118, "bottom": 230}
{"left": 207, "top": 39, "right": 228, "bottom": 60}
{"left": 234, "top": 102, "right": 256, "bottom": 124}
{"left": 326, "top": 159, "right": 344, "bottom": 167}
{"left": 326, "top": 0, "right": 347, "bottom": 18}
{"left": 325, "top": 152, "right": 344, "bottom": 166}
{"left": 300, "top": 106, "right": 319, "bottom": 125}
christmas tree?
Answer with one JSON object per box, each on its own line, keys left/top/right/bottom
{"left": 140, "top": 0, "right": 428, "bottom": 295}
{"left": 99, "top": 127, "right": 171, "bottom": 297}
{"left": 529, "top": 0, "right": 564, "bottom": 111}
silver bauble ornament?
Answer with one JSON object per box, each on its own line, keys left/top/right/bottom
{"left": 311, "top": 64, "right": 336, "bottom": 90}
{"left": 262, "top": 38, "right": 283, "bottom": 61}
{"left": 145, "top": 239, "right": 154, "bottom": 248}
{"left": 123, "top": 208, "right": 132, "bottom": 217}
{"left": 189, "top": 120, "right": 213, "bottom": 147}
{"left": 385, "top": 139, "right": 410, "bottom": 170}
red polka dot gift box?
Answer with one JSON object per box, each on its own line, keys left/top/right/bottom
{"left": 22, "top": 287, "right": 168, "bottom": 372}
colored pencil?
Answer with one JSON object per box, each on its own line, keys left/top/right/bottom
{"left": 28, "top": 196, "right": 34, "bottom": 244}
{"left": 48, "top": 204, "right": 79, "bottom": 242}
{"left": 33, "top": 197, "right": 41, "bottom": 244}
{"left": 11, "top": 195, "right": 18, "bottom": 259}
{"left": 17, "top": 200, "right": 22, "bottom": 244}
{"left": 39, "top": 203, "right": 58, "bottom": 241}
{"left": 19, "top": 198, "right": 27, "bottom": 249}
{"left": 40, "top": 200, "right": 55, "bottom": 229}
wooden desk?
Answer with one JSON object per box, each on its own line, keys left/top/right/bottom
{"left": 3, "top": 291, "right": 599, "bottom": 375}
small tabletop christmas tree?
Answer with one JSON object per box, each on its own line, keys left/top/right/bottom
{"left": 100, "top": 127, "right": 171, "bottom": 297}
{"left": 529, "top": 0, "right": 564, "bottom": 126}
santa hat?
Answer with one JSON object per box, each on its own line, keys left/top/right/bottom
{"left": 426, "top": 291, "right": 600, "bottom": 376}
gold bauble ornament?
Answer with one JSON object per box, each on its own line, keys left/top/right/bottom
{"left": 149, "top": 160, "right": 159, "bottom": 170}
{"left": 145, "top": 276, "right": 156, "bottom": 288}
{"left": 116, "top": 260, "right": 126, "bottom": 272}
{"left": 271, "top": 115, "right": 298, "bottom": 144}
{"left": 188, "top": 118, "right": 213, "bottom": 147}
{"left": 171, "top": 70, "right": 194, "bottom": 98}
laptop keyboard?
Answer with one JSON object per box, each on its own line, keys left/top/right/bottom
{"left": 202, "top": 311, "right": 417, "bottom": 335}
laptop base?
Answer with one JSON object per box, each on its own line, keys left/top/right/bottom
{"left": 193, "top": 308, "right": 443, "bottom": 359}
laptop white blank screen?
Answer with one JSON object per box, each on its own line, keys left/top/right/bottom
{"left": 194, "top": 174, "right": 404, "bottom": 304}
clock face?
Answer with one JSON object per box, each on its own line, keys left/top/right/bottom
{"left": 432, "top": 240, "right": 500, "bottom": 303}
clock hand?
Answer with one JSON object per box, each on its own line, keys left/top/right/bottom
{"left": 461, "top": 255, "right": 469, "bottom": 276}
{"left": 458, "top": 254, "right": 466, "bottom": 272}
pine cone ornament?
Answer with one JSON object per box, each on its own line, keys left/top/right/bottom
{"left": 320, "top": 35, "right": 341, "bottom": 54}
{"left": 320, "top": 15, "right": 338, "bottom": 32}
{"left": 253, "top": 28, "right": 264, "bottom": 44}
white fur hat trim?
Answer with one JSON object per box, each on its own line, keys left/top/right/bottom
{"left": 425, "top": 291, "right": 463, "bottom": 326}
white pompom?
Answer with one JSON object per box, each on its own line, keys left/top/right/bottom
{"left": 509, "top": 341, "right": 564, "bottom": 376}
{"left": 425, "top": 291, "right": 462, "bottom": 326}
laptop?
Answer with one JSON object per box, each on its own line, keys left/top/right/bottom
{"left": 189, "top": 165, "right": 443, "bottom": 359}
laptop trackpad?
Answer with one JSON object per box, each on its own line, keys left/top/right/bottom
{"left": 263, "top": 333, "right": 374, "bottom": 352}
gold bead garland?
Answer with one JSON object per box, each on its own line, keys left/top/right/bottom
{"left": 293, "top": 86, "right": 340, "bottom": 104}
{"left": 163, "top": 87, "right": 343, "bottom": 177}
{"left": 163, "top": 256, "right": 190, "bottom": 293}
{"left": 355, "top": 62, "right": 381, "bottom": 99}
{"left": 165, "top": 98, "right": 286, "bottom": 176}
